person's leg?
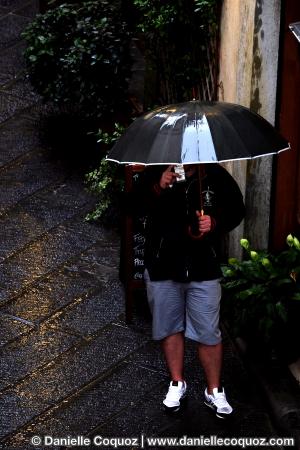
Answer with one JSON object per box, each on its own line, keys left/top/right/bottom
{"left": 161, "top": 331, "right": 185, "bottom": 381}
{"left": 185, "top": 279, "right": 223, "bottom": 388}
{"left": 144, "top": 270, "right": 185, "bottom": 343}
{"left": 197, "top": 342, "right": 222, "bottom": 393}
{"left": 144, "top": 270, "right": 187, "bottom": 411}
{"left": 185, "top": 279, "right": 233, "bottom": 417}
{"left": 161, "top": 331, "right": 187, "bottom": 411}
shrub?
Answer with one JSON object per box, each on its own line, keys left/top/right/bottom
{"left": 221, "top": 235, "right": 300, "bottom": 360}
{"left": 85, "top": 123, "right": 126, "bottom": 223}
{"left": 22, "top": 1, "right": 132, "bottom": 117}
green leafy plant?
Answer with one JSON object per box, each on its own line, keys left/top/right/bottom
{"left": 221, "top": 235, "right": 300, "bottom": 357}
{"left": 93, "top": 123, "right": 126, "bottom": 146}
{"left": 133, "top": 0, "right": 218, "bottom": 33}
{"left": 194, "top": 0, "right": 219, "bottom": 25}
{"left": 131, "top": 0, "right": 219, "bottom": 105}
{"left": 85, "top": 123, "right": 125, "bottom": 222}
{"left": 22, "top": 1, "right": 132, "bottom": 117}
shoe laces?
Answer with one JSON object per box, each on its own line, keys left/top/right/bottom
{"left": 213, "top": 391, "right": 229, "bottom": 408}
{"left": 166, "top": 381, "right": 185, "bottom": 401}
{"left": 209, "top": 388, "right": 231, "bottom": 412}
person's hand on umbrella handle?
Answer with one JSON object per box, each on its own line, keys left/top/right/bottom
{"left": 159, "top": 165, "right": 179, "bottom": 189}
{"left": 188, "top": 211, "right": 215, "bottom": 239}
{"left": 197, "top": 211, "right": 212, "bottom": 236}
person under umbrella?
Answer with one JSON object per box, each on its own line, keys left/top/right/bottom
{"left": 107, "top": 100, "right": 289, "bottom": 417}
{"left": 133, "top": 162, "right": 245, "bottom": 417}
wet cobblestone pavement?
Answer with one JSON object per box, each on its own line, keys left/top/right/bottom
{"left": 0, "top": 2, "right": 294, "bottom": 450}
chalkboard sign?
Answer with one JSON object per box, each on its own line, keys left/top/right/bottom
{"left": 122, "top": 165, "right": 147, "bottom": 322}
{"left": 132, "top": 214, "right": 146, "bottom": 280}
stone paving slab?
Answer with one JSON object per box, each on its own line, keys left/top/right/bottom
{"left": 84, "top": 333, "right": 278, "bottom": 448}
{"left": 0, "top": 177, "right": 96, "bottom": 260}
{"left": 0, "top": 321, "right": 279, "bottom": 449}
{"left": 13, "top": 0, "right": 39, "bottom": 18}
{"left": 47, "top": 282, "right": 124, "bottom": 338}
{"left": 0, "top": 90, "right": 32, "bottom": 124}
{"left": 0, "top": 242, "right": 120, "bottom": 325}
{"left": 95, "top": 378, "right": 277, "bottom": 448}
{"left": 4, "top": 360, "right": 166, "bottom": 448}
{"left": 0, "top": 324, "right": 150, "bottom": 440}
{"left": 0, "top": 265, "right": 124, "bottom": 389}
{"left": 0, "top": 113, "right": 43, "bottom": 166}
{"left": 0, "top": 85, "right": 40, "bottom": 124}
{"left": 0, "top": 7, "right": 9, "bottom": 16}
{"left": 0, "top": 322, "right": 81, "bottom": 391}
{"left": 0, "top": 0, "right": 29, "bottom": 9}
{"left": 0, "top": 41, "right": 26, "bottom": 86}
{"left": 0, "top": 12, "right": 30, "bottom": 50}
{"left": 118, "top": 325, "right": 256, "bottom": 400}
{"left": 0, "top": 216, "right": 114, "bottom": 302}
{"left": 19, "top": 101, "right": 55, "bottom": 123}
{"left": 0, "top": 149, "right": 65, "bottom": 214}
{"left": 0, "top": 314, "right": 31, "bottom": 346}
{"left": 1, "top": 75, "right": 39, "bottom": 101}
{"left": 0, "top": 103, "right": 40, "bottom": 127}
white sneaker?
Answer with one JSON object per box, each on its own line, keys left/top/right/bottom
{"left": 163, "top": 380, "right": 187, "bottom": 412}
{"left": 204, "top": 387, "right": 233, "bottom": 419}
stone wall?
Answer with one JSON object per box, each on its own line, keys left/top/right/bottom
{"left": 218, "top": 0, "right": 281, "bottom": 255}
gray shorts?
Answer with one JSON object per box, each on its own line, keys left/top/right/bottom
{"left": 144, "top": 270, "right": 222, "bottom": 345}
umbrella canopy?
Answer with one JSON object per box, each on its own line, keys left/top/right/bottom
{"left": 106, "top": 101, "right": 290, "bottom": 165}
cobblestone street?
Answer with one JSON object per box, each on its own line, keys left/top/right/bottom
{"left": 0, "top": 2, "right": 293, "bottom": 449}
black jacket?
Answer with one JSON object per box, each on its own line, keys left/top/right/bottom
{"left": 134, "top": 164, "right": 245, "bottom": 282}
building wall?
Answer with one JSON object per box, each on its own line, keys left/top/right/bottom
{"left": 218, "top": 0, "right": 281, "bottom": 255}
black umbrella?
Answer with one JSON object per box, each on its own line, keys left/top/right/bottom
{"left": 107, "top": 100, "right": 290, "bottom": 214}
{"left": 106, "top": 100, "right": 290, "bottom": 165}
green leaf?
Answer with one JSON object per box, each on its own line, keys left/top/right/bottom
{"left": 275, "top": 302, "right": 288, "bottom": 322}
{"left": 222, "top": 279, "right": 248, "bottom": 290}
{"left": 240, "top": 238, "right": 250, "bottom": 250}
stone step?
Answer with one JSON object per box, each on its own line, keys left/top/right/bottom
{"left": 0, "top": 106, "right": 54, "bottom": 168}
{"left": 0, "top": 148, "right": 66, "bottom": 214}
{"left": 2, "top": 333, "right": 278, "bottom": 448}
{"left": 0, "top": 241, "right": 121, "bottom": 350}
{"left": 3, "top": 356, "right": 165, "bottom": 448}
{"left": 0, "top": 176, "right": 96, "bottom": 261}
{"left": 0, "top": 78, "right": 41, "bottom": 124}
{"left": 0, "top": 11, "right": 30, "bottom": 51}
{"left": 0, "top": 0, "right": 33, "bottom": 12}
{"left": 0, "top": 292, "right": 128, "bottom": 390}
{"left": 0, "top": 41, "right": 26, "bottom": 87}
{"left": 0, "top": 321, "right": 81, "bottom": 392}
{"left": 0, "top": 215, "right": 117, "bottom": 304}
{"left": 44, "top": 282, "right": 125, "bottom": 341}
{"left": 95, "top": 385, "right": 276, "bottom": 445}
{"left": 0, "top": 7, "right": 9, "bottom": 17}
{"left": 0, "top": 323, "right": 149, "bottom": 440}
{"left": 12, "top": 0, "right": 39, "bottom": 18}
{"left": 0, "top": 241, "right": 120, "bottom": 331}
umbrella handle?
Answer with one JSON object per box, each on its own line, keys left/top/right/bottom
{"left": 198, "top": 165, "right": 204, "bottom": 215}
